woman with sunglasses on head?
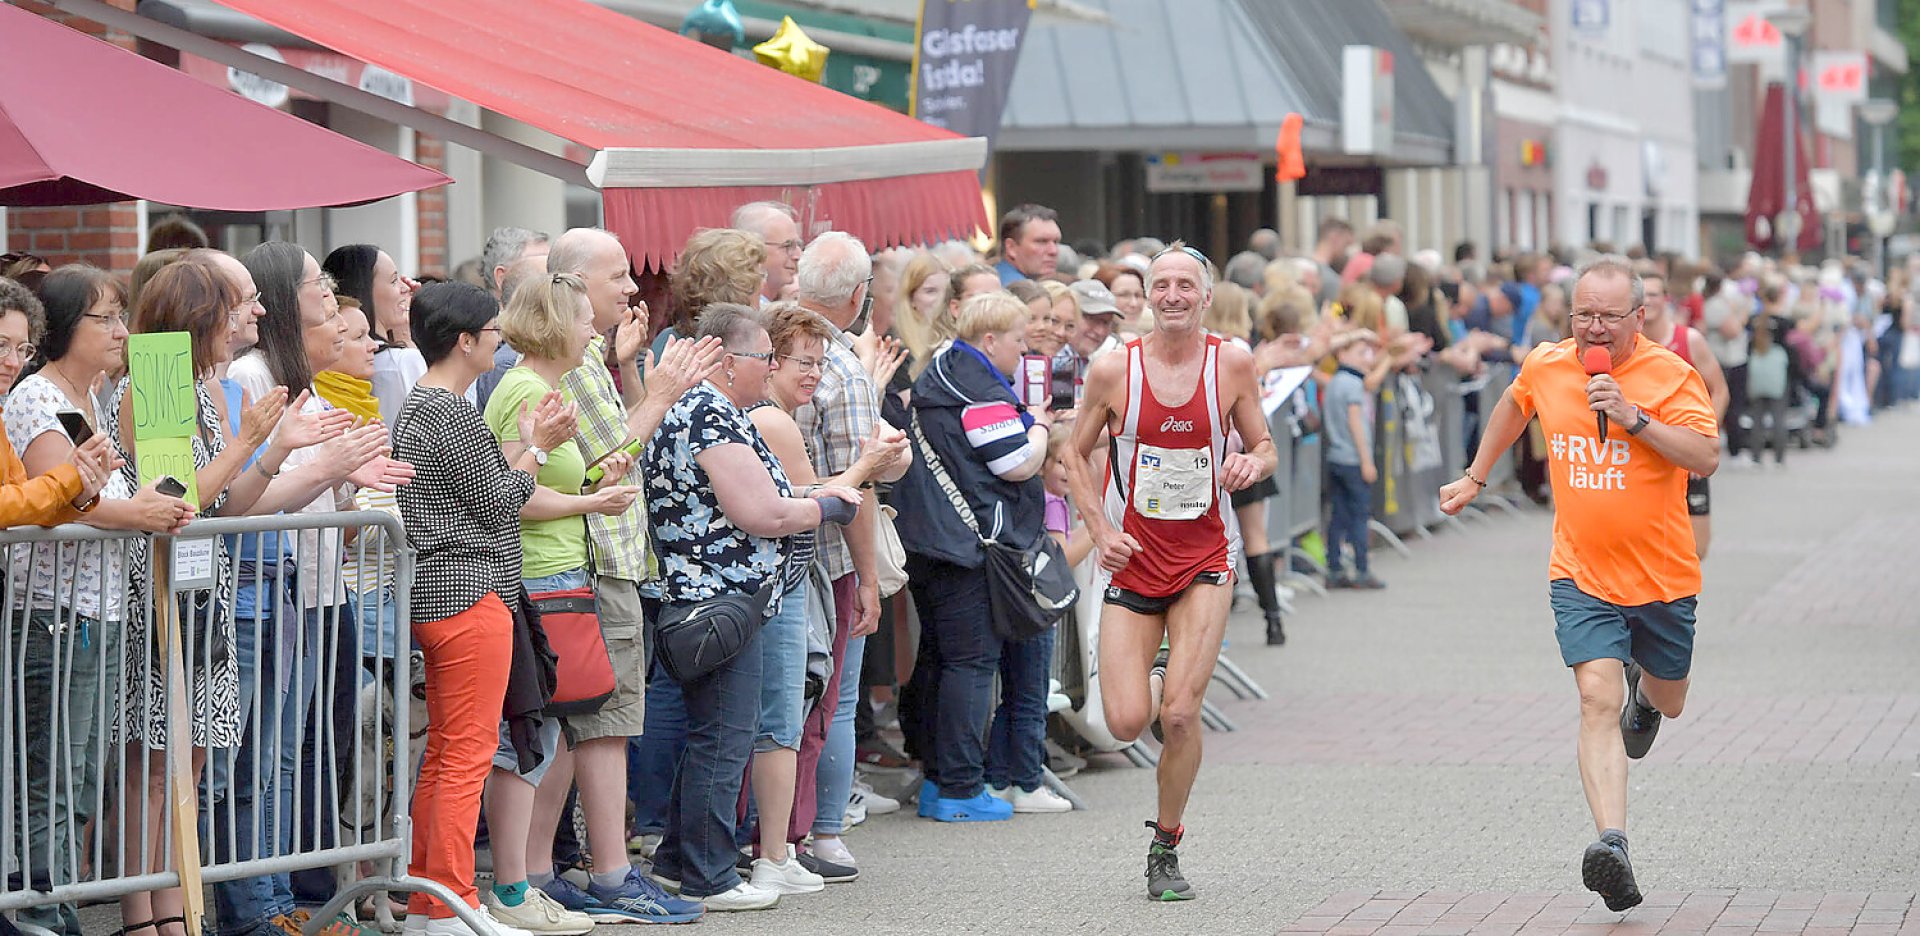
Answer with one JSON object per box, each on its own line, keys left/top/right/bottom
{"left": 477, "top": 273, "right": 699, "bottom": 930}
{"left": 2, "top": 265, "right": 195, "bottom": 936}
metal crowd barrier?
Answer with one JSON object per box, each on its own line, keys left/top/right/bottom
{"left": 0, "top": 510, "right": 457, "bottom": 936}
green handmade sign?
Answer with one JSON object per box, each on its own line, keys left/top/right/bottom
{"left": 127, "top": 332, "right": 195, "bottom": 441}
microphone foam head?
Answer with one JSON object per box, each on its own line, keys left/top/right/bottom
{"left": 1582, "top": 346, "right": 1612, "bottom": 376}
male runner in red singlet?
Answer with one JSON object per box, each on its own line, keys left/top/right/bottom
{"left": 1062, "top": 242, "right": 1277, "bottom": 901}
{"left": 1641, "top": 273, "right": 1729, "bottom": 558}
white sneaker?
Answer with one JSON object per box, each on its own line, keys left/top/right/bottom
{"left": 843, "top": 795, "right": 867, "bottom": 829}
{"left": 808, "top": 835, "right": 858, "bottom": 869}
{"left": 482, "top": 886, "right": 593, "bottom": 935}
{"left": 699, "top": 881, "right": 780, "bottom": 911}
{"left": 988, "top": 783, "right": 1013, "bottom": 803}
{"left": 404, "top": 914, "right": 428, "bottom": 935}
{"left": 749, "top": 855, "right": 825, "bottom": 895}
{"left": 424, "top": 906, "right": 536, "bottom": 936}
{"left": 1009, "top": 784, "right": 1074, "bottom": 813}
{"left": 850, "top": 779, "right": 900, "bottom": 815}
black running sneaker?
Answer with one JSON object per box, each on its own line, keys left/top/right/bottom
{"left": 1620, "top": 663, "right": 1662, "bottom": 759}
{"left": 1581, "top": 831, "right": 1642, "bottom": 912}
{"left": 1148, "top": 647, "right": 1169, "bottom": 743}
{"left": 1145, "top": 842, "right": 1193, "bottom": 901}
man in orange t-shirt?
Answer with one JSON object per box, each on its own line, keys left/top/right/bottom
{"left": 1441, "top": 256, "right": 1719, "bottom": 914}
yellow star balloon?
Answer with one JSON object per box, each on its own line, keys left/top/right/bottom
{"left": 753, "top": 16, "right": 829, "bottom": 83}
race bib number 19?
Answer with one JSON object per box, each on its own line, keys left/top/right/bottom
{"left": 1133, "top": 443, "right": 1214, "bottom": 520}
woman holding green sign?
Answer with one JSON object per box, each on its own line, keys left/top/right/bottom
{"left": 99, "top": 255, "right": 353, "bottom": 936}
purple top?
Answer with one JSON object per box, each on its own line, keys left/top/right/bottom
{"left": 1044, "top": 492, "right": 1072, "bottom": 536}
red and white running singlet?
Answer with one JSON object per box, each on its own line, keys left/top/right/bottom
{"left": 1103, "top": 335, "right": 1231, "bottom": 598}
{"left": 1662, "top": 324, "right": 1694, "bottom": 367}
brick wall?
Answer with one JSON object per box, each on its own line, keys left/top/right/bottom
{"left": 7, "top": 1, "right": 145, "bottom": 272}
{"left": 416, "top": 134, "right": 449, "bottom": 277}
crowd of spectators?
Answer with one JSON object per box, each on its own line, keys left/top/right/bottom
{"left": 1, "top": 200, "right": 1915, "bottom": 935}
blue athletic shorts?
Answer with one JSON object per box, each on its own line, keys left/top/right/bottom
{"left": 1549, "top": 579, "right": 1697, "bottom": 681}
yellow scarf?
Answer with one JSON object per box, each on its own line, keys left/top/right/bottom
{"left": 313, "top": 371, "right": 381, "bottom": 423}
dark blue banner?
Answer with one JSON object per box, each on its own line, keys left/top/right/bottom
{"left": 911, "top": 0, "right": 1034, "bottom": 148}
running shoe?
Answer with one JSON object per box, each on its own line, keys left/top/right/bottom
{"left": 1620, "top": 662, "right": 1662, "bottom": 759}
{"left": 915, "top": 779, "right": 939, "bottom": 818}
{"left": 585, "top": 865, "right": 706, "bottom": 924}
{"left": 1145, "top": 841, "right": 1194, "bottom": 901}
{"left": 1007, "top": 785, "right": 1073, "bottom": 814}
{"left": 697, "top": 882, "right": 778, "bottom": 912}
{"left": 1581, "top": 831, "right": 1643, "bottom": 912}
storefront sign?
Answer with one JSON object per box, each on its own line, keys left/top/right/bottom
{"left": 1144, "top": 152, "right": 1264, "bottom": 193}
{"left": 1811, "top": 51, "right": 1867, "bottom": 104}
{"left": 1520, "top": 139, "right": 1549, "bottom": 168}
{"left": 1586, "top": 162, "right": 1609, "bottom": 192}
{"left": 1691, "top": 0, "right": 1726, "bottom": 89}
{"left": 912, "top": 0, "right": 1033, "bottom": 149}
{"left": 1341, "top": 46, "right": 1394, "bottom": 157}
{"left": 1725, "top": 1, "right": 1788, "bottom": 66}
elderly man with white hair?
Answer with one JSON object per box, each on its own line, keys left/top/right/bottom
{"left": 789, "top": 231, "right": 910, "bottom": 876}
{"left": 732, "top": 201, "right": 803, "bottom": 304}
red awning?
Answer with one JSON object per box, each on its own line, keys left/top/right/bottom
{"left": 1744, "top": 82, "right": 1819, "bottom": 254}
{"left": 0, "top": 4, "right": 447, "bottom": 209}
{"left": 207, "top": 0, "right": 988, "bottom": 269}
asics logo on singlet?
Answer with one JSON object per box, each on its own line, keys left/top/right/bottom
{"left": 1159, "top": 416, "right": 1194, "bottom": 433}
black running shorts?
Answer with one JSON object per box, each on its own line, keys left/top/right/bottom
{"left": 1104, "top": 570, "right": 1233, "bottom": 616}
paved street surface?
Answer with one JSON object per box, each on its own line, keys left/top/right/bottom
{"left": 656, "top": 407, "right": 1920, "bottom": 936}
{"left": 68, "top": 410, "right": 1919, "bottom": 935}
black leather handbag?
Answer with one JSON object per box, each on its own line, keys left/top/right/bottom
{"left": 652, "top": 581, "right": 777, "bottom": 683}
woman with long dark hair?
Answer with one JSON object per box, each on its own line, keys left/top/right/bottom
{"left": 324, "top": 244, "right": 468, "bottom": 425}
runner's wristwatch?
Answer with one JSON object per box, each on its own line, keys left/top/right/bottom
{"left": 1626, "top": 407, "right": 1650, "bottom": 436}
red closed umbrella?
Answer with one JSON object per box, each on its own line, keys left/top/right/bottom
{"left": 0, "top": 3, "right": 447, "bottom": 208}
{"left": 1744, "top": 82, "right": 1819, "bottom": 254}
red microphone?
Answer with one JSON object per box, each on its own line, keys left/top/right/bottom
{"left": 1582, "top": 346, "right": 1612, "bottom": 443}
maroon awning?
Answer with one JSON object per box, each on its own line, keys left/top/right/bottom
{"left": 1744, "top": 82, "right": 1819, "bottom": 254}
{"left": 0, "top": 3, "right": 447, "bottom": 209}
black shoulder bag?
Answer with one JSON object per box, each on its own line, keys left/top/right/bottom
{"left": 910, "top": 409, "right": 1078, "bottom": 641}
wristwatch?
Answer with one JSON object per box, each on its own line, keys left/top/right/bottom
{"left": 1626, "top": 407, "right": 1650, "bottom": 436}
{"left": 527, "top": 444, "right": 549, "bottom": 466}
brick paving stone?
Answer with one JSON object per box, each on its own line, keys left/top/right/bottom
{"left": 1267, "top": 890, "right": 1917, "bottom": 936}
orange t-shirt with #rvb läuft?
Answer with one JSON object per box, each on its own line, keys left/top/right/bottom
{"left": 1508, "top": 334, "right": 1718, "bottom": 606}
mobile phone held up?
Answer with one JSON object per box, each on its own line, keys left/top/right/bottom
{"left": 56, "top": 409, "right": 94, "bottom": 446}
{"left": 156, "top": 475, "right": 189, "bottom": 499}
{"left": 1019, "top": 354, "right": 1052, "bottom": 411}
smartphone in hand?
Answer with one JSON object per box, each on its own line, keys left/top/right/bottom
{"left": 56, "top": 409, "right": 94, "bottom": 446}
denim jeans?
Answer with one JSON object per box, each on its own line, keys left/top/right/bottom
{"left": 648, "top": 598, "right": 763, "bottom": 898}
{"left": 811, "top": 635, "right": 864, "bottom": 835}
{"left": 212, "top": 584, "right": 320, "bottom": 934}
{"left": 1326, "top": 462, "right": 1373, "bottom": 577}
{"left": 210, "top": 569, "right": 287, "bottom": 936}
{"left": 629, "top": 663, "right": 687, "bottom": 838}
{"left": 901, "top": 557, "right": 1002, "bottom": 799}
{"left": 985, "top": 626, "right": 1054, "bottom": 793}
{"left": 14, "top": 609, "right": 118, "bottom": 936}
{"left": 755, "top": 578, "right": 808, "bottom": 753}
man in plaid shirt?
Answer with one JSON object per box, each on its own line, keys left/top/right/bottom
{"left": 791, "top": 231, "right": 910, "bottom": 867}
{"left": 545, "top": 228, "right": 723, "bottom": 918}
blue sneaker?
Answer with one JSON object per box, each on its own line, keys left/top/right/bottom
{"left": 916, "top": 779, "right": 938, "bottom": 818}
{"left": 924, "top": 789, "right": 1014, "bottom": 823}
{"left": 536, "top": 874, "right": 595, "bottom": 913}
{"left": 585, "top": 865, "right": 706, "bottom": 924}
